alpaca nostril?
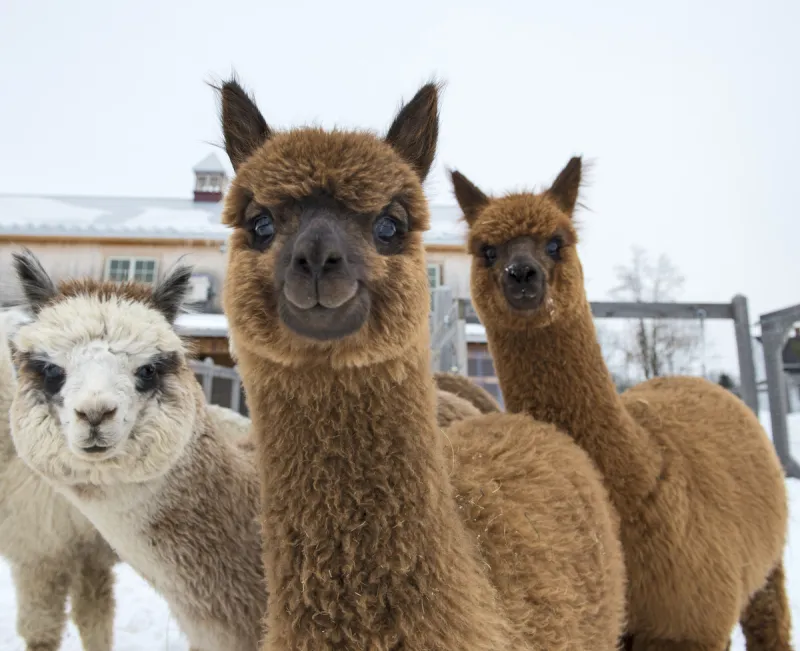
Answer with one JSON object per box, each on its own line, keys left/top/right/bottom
{"left": 506, "top": 263, "right": 537, "bottom": 285}
{"left": 294, "top": 254, "right": 311, "bottom": 274}
{"left": 323, "top": 253, "right": 342, "bottom": 272}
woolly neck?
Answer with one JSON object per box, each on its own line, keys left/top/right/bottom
{"left": 238, "top": 344, "right": 509, "bottom": 650}
{"left": 486, "top": 298, "right": 663, "bottom": 507}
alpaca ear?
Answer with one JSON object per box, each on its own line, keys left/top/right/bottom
{"left": 151, "top": 264, "right": 193, "bottom": 324}
{"left": 218, "top": 78, "right": 273, "bottom": 170}
{"left": 547, "top": 156, "right": 582, "bottom": 216}
{"left": 385, "top": 82, "right": 441, "bottom": 181}
{"left": 12, "top": 248, "right": 58, "bottom": 315}
{"left": 449, "top": 169, "right": 489, "bottom": 226}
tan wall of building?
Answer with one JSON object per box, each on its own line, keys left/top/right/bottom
{"left": 0, "top": 239, "right": 229, "bottom": 309}
{"left": 0, "top": 239, "right": 470, "bottom": 307}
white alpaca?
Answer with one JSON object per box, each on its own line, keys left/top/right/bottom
{"left": 8, "top": 251, "right": 266, "bottom": 651}
{"left": 0, "top": 308, "right": 117, "bottom": 651}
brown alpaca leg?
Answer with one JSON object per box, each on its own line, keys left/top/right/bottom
{"left": 11, "top": 562, "right": 71, "bottom": 651}
{"left": 70, "top": 550, "right": 116, "bottom": 651}
{"left": 740, "top": 561, "right": 792, "bottom": 651}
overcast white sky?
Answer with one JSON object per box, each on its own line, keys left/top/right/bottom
{"left": 1, "top": 0, "right": 797, "bottom": 373}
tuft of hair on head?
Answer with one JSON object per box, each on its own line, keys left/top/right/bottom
{"left": 214, "top": 74, "right": 273, "bottom": 171}
{"left": 384, "top": 80, "right": 443, "bottom": 182}
{"left": 151, "top": 262, "right": 194, "bottom": 324}
{"left": 448, "top": 168, "right": 490, "bottom": 226}
{"left": 12, "top": 248, "right": 58, "bottom": 315}
{"left": 546, "top": 156, "right": 585, "bottom": 217}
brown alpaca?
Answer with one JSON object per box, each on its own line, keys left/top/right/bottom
{"left": 433, "top": 371, "right": 501, "bottom": 414}
{"left": 217, "top": 77, "right": 626, "bottom": 651}
{"left": 451, "top": 158, "right": 791, "bottom": 651}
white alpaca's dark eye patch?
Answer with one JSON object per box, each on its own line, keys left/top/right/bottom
{"left": 135, "top": 352, "right": 181, "bottom": 393}
{"left": 19, "top": 353, "right": 66, "bottom": 399}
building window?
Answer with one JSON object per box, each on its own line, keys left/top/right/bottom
{"left": 427, "top": 263, "right": 442, "bottom": 290}
{"left": 195, "top": 172, "right": 224, "bottom": 193}
{"left": 106, "top": 258, "right": 131, "bottom": 283}
{"left": 105, "top": 257, "right": 158, "bottom": 284}
{"left": 133, "top": 259, "right": 157, "bottom": 283}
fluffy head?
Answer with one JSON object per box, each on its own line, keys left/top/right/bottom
{"left": 218, "top": 78, "right": 441, "bottom": 368}
{"left": 9, "top": 249, "right": 199, "bottom": 486}
{"left": 452, "top": 157, "right": 586, "bottom": 331}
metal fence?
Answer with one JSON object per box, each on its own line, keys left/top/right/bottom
{"left": 759, "top": 303, "right": 800, "bottom": 478}
{"left": 190, "top": 357, "right": 248, "bottom": 416}
{"left": 189, "top": 285, "right": 468, "bottom": 416}
{"left": 429, "top": 286, "right": 467, "bottom": 375}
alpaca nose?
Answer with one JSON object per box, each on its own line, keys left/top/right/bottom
{"left": 75, "top": 405, "right": 117, "bottom": 427}
{"left": 291, "top": 221, "right": 345, "bottom": 280}
{"left": 502, "top": 257, "right": 545, "bottom": 310}
{"left": 505, "top": 262, "right": 540, "bottom": 286}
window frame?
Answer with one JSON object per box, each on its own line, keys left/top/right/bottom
{"left": 104, "top": 256, "right": 159, "bottom": 284}
{"left": 427, "top": 263, "right": 443, "bottom": 290}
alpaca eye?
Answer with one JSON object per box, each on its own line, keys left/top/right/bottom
{"left": 41, "top": 363, "right": 66, "bottom": 395}
{"left": 373, "top": 216, "right": 398, "bottom": 244}
{"left": 481, "top": 245, "right": 497, "bottom": 266}
{"left": 136, "top": 364, "right": 156, "bottom": 380}
{"left": 135, "top": 364, "right": 158, "bottom": 391}
{"left": 252, "top": 211, "right": 275, "bottom": 248}
{"left": 43, "top": 363, "right": 63, "bottom": 380}
{"left": 545, "top": 237, "right": 563, "bottom": 260}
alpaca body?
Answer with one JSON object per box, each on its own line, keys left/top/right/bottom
{"left": 486, "top": 315, "right": 787, "bottom": 649}
{"left": 217, "top": 77, "right": 625, "bottom": 651}
{"left": 241, "top": 351, "right": 517, "bottom": 650}
{"left": 435, "top": 385, "right": 485, "bottom": 426}
{"left": 52, "top": 405, "right": 265, "bottom": 651}
{"left": 7, "top": 264, "right": 267, "bottom": 651}
{"left": 1, "top": 311, "right": 116, "bottom": 651}
{"left": 0, "top": 448, "right": 117, "bottom": 651}
{"left": 448, "top": 410, "right": 625, "bottom": 649}
{"left": 452, "top": 157, "right": 790, "bottom": 651}
{"left": 239, "top": 348, "right": 625, "bottom": 651}
{"left": 620, "top": 375, "right": 787, "bottom": 644}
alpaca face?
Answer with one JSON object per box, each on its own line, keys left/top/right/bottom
{"left": 8, "top": 250, "right": 198, "bottom": 486}
{"left": 452, "top": 158, "right": 586, "bottom": 331}
{"left": 218, "top": 79, "right": 440, "bottom": 367}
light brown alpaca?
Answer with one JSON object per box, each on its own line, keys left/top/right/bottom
{"left": 451, "top": 158, "right": 791, "bottom": 651}
{"left": 218, "top": 77, "right": 626, "bottom": 651}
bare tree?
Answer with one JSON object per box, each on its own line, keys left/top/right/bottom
{"left": 609, "top": 247, "right": 702, "bottom": 381}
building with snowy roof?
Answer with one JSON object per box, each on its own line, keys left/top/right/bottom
{"left": 0, "top": 155, "right": 504, "bottom": 394}
{"left": 0, "top": 153, "right": 470, "bottom": 307}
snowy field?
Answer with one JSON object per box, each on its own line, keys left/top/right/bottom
{"left": 2, "top": 413, "right": 799, "bottom": 650}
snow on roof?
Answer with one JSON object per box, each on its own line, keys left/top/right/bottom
{"left": 0, "top": 194, "right": 228, "bottom": 239}
{"left": 426, "top": 204, "right": 466, "bottom": 246}
{"left": 465, "top": 322, "right": 487, "bottom": 343}
{"left": 192, "top": 153, "right": 227, "bottom": 174}
{"left": 175, "top": 312, "right": 229, "bottom": 337}
{"left": 0, "top": 193, "right": 467, "bottom": 246}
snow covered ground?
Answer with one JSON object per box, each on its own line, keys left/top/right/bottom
{"left": 2, "top": 412, "right": 799, "bottom": 650}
